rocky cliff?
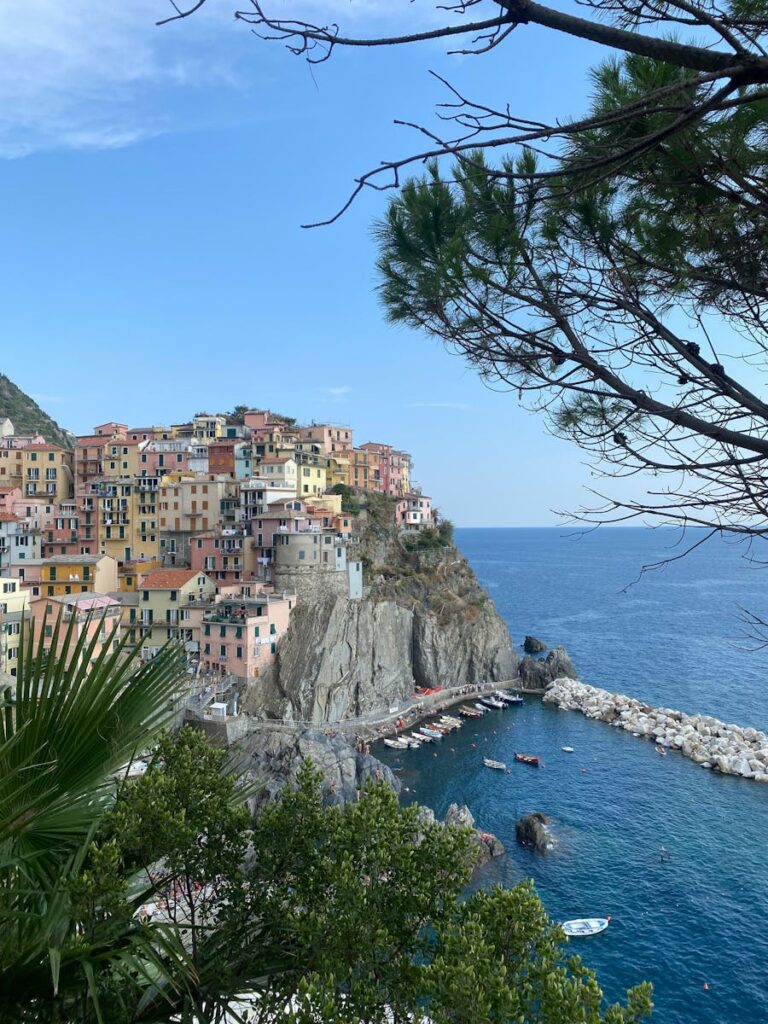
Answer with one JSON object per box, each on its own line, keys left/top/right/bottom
{"left": 244, "top": 496, "right": 519, "bottom": 723}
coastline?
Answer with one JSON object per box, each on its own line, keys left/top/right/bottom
{"left": 544, "top": 677, "right": 768, "bottom": 782}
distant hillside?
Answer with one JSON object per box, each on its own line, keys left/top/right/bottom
{"left": 0, "top": 374, "right": 73, "bottom": 448}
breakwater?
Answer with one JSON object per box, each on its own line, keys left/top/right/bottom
{"left": 543, "top": 677, "right": 768, "bottom": 781}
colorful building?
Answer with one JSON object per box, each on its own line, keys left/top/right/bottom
{"left": 0, "top": 576, "right": 30, "bottom": 678}
{"left": 199, "top": 592, "right": 294, "bottom": 680}
{"left": 137, "top": 568, "right": 216, "bottom": 658}
{"left": 38, "top": 554, "right": 118, "bottom": 598}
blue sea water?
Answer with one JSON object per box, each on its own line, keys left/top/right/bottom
{"left": 377, "top": 528, "right": 768, "bottom": 1024}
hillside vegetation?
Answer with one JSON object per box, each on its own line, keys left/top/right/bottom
{"left": 0, "top": 373, "right": 73, "bottom": 447}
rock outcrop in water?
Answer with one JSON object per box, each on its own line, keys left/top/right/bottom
{"left": 515, "top": 812, "right": 553, "bottom": 852}
{"left": 244, "top": 495, "right": 519, "bottom": 723}
{"left": 519, "top": 647, "right": 578, "bottom": 690}
{"left": 544, "top": 677, "right": 768, "bottom": 782}
{"left": 523, "top": 635, "right": 547, "bottom": 654}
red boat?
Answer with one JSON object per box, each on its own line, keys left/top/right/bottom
{"left": 515, "top": 753, "right": 540, "bottom": 766}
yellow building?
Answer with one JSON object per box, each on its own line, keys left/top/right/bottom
{"left": 326, "top": 454, "right": 352, "bottom": 491}
{"left": 0, "top": 448, "right": 24, "bottom": 489}
{"left": 192, "top": 415, "right": 227, "bottom": 442}
{"left": 297, "top": 463, "right": 326, "bottom": 497}
{"left": 39, "top": 554, "right": 118, "bottom": 598}
{"left": 137, "top": 568, "right": 215, "bottom": 658}
{"left": 21, "top": 445, "right": 73, "bottom": 504}
{"left": 0, "top": 576, "right": 30, "bottom": 677}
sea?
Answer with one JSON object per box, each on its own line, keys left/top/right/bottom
{"left": 376, "top": 527, "right": 768, "bottom": 1024}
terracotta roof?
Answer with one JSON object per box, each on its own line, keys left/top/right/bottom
{"left": 26, "top": 443, "right": 67, "bottom": 452}
{"left": 257, "top": 456, "right": 295, "bottom": 465}
{"left": 0, "top": 513, "right": 20, "bottom": 522}
{"left": 139, "top": 569, "right": 204, "bottom": 590}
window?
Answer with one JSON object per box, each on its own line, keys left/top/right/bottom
{"left": 220, "top": 644, "right": 226, "bottom": 657}
{"left": 170, "top": 590, "right": 177, "bottom": 601}
{"left": 236, "top": 646, "right": 243, "bottom": 659}
{"left": 204, "top": 643, "right": 210, "bottom": 655}
{"left": 299, "top": 550, "right": 305, "bottom": 561}
{"left": 254, "top": 626, "right": 260, "bottom": 638}
{"left": 143, "top": 591, "right": 149, "bottom": 601}
{"left": 44, "top": 625, "right": 53, "bottom": 637}
{"left": 270, "top": 642, "right": 276, "bottom": 654}
{"left": 270, "top": 623, "right": 277, "bottom": 635}
{"left": 220, "top": 626, "right": 226, "bottom": 638}
{"left": 204, "top": 625, "right": 210, "bottom": 636}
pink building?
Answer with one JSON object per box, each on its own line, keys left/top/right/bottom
{"left": 360, "top": 442, "right": 410, "bottom": 496}
{"left": 0, "top": 486, "right": 21, "bottom": 514}
{"left": 29, "top": 592, "right": 123, "bottom": 667}
{"left": 190, "top": 525, "right": 256, "bottom": 586}
{"left": 396, "top": 493, "right": 433, "bottom": 529}
{"left": 300, "top": 423, "right": 353, "bottom": 454}
{"left": 199, "top": 592, "right": 294, "bottom": 680}
{"left": 40, "top": 501, "right": 80, "bottom": 558}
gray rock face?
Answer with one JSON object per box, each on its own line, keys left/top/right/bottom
{"left": 246, "top": 574, "right": 518, "bottom": 724}
{"left": 240, "top": 727, "right": 400, "bottom": 813}
{"left": 523, "top": 635, "right": 548, "bottom": 654}
{"left": 444, "top": 802, "right": 505, "bottom": 865}
{"left": 515, "top": 812, "right": 553, "bottom": 852}
{"left": 519, "top": 647, "right": 578, "bottom": 690}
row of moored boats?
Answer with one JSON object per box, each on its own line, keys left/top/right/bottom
{"left": 383, "top": 691, "right": 531, "bottom": 753}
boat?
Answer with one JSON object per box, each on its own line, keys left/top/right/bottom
{"left": 473, "top": 703, "right": 489, "bottom": 714}
{"left": 562, "top": 917, "right": 610, "bottom": 937}
{"left": 383, "top": 738, "right": 408, "bottom": 750}
{"left": 439, "top": 716, "right": 462, "bottom": 728}
{"left": 420, "top": 726, "right": 443, "bottom": 739}
{"left": 483, "top": 757, "right": 507, "bottom": 770}
{"left": 412, "top": 731, "right": 432, "bottom": 743}
{"left": 459, "top": 706, "right": 482, "bottom": 718}
{"left": 496, "top": 691, "right": 524, "bottom": 705}
{"left": 479, "top": 697, "right": 506, "bottom": 710}
{"left": 655, "top": 745, "right": 667, "bottom": 756}
{"left": 562, "top": 746, "right": 574, "bottom": 753}
{"left": 515, "top": 753, "right": 540, "bottom": 766}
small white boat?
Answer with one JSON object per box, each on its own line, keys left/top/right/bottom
{"left": 562, "top": 746, "right": 574, "bottom": 753}
{"left": 383, "top": 738, "right": 408, "bottom": 750}
{"left": 483, "top": 757, "right": 507, "bottom": 770}
{"left": 420, "top": 726, "right": 443, "bottom": 739}
{"left": 496, "top": 691, "right": 524, "bottom": 705}
{"left": 562, "top": 917, "right": 610, "bottom": 937}
{"left": 473, "top": 703, "right": 489, "bottom": 714}
{"left": 479, "top": 697, "right": 506, "bottom": 710}
{"left": 410, "top": 731, "right": 430, "bottom": 744}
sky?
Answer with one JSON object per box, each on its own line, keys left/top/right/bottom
{"left": 0, "top": 0, "right": 654, "bottom": 526}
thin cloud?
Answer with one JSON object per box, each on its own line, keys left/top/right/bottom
{"left": 322, "top": 386, "right": 352, "bottom": 399}
{"left": 0, "top": 1, "right": 243, "bottom": 157}
{"left": 0, "top": 0, "right": 427, "bottom": 158}
{"left": 409, "top": 401, "right": 472, "bottom": 410}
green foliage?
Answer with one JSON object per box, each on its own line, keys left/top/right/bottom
{"left": 401, "top": 522, "right": 453, "bottom": 551}
{"left": 0, "top": 617, "right": 188, "bottom": 1023}
{"left": 236, "top": 764, "right": 653, "bottom": 1024}
{"left": 330, "top": 483, "right": 361, "bottom": 515}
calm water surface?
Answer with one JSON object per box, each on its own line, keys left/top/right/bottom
{"left": 377, "top": 528, "right": 768, "bottom": 1024}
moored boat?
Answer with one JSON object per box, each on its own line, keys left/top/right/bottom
{"left": 384, "top": 738, "right": 408, "bottom": 750}
{"left": 420, "top": 726, "right": 443, "bottom": 739}
{"left": 561, "top": 917, "right": 610, "bottom": 937}
{"left": 459, "top": 706, "right": 482, "bottom": 718}
{"left": 473, "top": 703, "right": 489, "bottom": 714}
{"left": 479, "top": 697, "right": 506, "bottom": 710}
{"left": 483, "top": 757, "right": 507, "bottom": 770}
{"left": 562, "top": 746, "right": 574, "bottom": 753}
{"left": 515, "top": 752, "right": 540, "bottom": 766}
{"left": 496, "top": 691, "right": 524, "bottom": 705}
{"left": 413, "top": 731, "right": 433, "bottom": 743}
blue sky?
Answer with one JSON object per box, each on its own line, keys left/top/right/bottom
{"left": 0, "top": 0, "right": 651, "bottom": 526}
